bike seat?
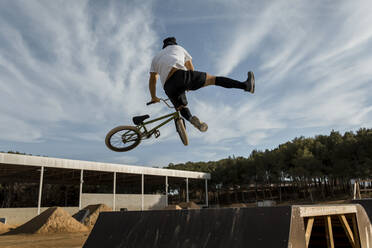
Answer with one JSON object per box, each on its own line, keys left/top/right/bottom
{"left": 132, "top": 115, "right": 150, "bottom": 125}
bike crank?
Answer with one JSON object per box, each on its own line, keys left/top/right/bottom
{"left": 154, "top": 129, "right": 160, "bottom": 138}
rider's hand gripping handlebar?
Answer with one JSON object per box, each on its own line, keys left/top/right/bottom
{"left": 146, "top": 98, "right": 173, "bottom": 108}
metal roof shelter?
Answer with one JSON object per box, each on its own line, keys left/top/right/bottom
{"left": 0, "top": 153, "right": 210, "bottom": 213}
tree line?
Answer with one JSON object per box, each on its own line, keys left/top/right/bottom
{"left": 165, "top": 128, "right": 372, "bottom": 204}
{"left": 1, "top": 129, "right": 371, "bottom": 206}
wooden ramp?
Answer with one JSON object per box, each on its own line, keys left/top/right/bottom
{"left": 353, "top": 199, "right": 372, "bottom": 222}
{"left": 294, "top": 204, "right": 371, "bottom": 247}
{"left": 83, "top": 205, "right": 372, "bottom": 248}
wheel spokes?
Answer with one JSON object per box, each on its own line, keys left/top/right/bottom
{"left": 110, "top": 130, "right": 139, "bottom": 148}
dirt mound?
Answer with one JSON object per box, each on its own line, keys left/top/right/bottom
{"left": 0, "top": 222, "right": 15, "bottom": 234}
{"left": 75, "top": 204, "right": 112, "bottom": 229}
{"left": 179, "top": 201, "right": 201, "bottom": 209}
{"left": 163, "top": 204, "right": 182, "bottom": 210}
{"left": 6, "top": 207, "right": 88, "bottom": 234}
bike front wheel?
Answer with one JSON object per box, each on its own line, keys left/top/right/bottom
{"left": 175, "top": 118, "right": 188, "bottom": 146}
{"left": 105, "top": 126, "right": 141, "bottom": 152}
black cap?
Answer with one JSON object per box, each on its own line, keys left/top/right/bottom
{"left": 162, "top": 37, "right": 177, "bottom": 49}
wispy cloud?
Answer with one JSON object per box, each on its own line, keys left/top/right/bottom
{"left": 0, "top": 0, "right": 158, "bottom": 143}
{"left": 199, "top": 0, "right": 372, "bottom": 143}
{"left": 1, "top": 0, "right": 372, "bottom": 166}
{"left": 188, "top": 97, "right": 285, "bottom": 145}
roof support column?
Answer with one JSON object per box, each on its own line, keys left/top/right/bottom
{"left": 37, "top": 166, "right": 44, "bottom": 215}
{"left": 165, "top": 176, "right": 168, "bottom": 206}
{"left": 205, "top": 179, "right": 208, "bottom": 207}
{"left": 141, "top": 174, "right": 144, "bottom": 211}
{"left": 79, "top": 169, "right": 84, "bottom": 210}
{"left": 113, "top": 172, "right": 117, "bottom": 211}
{"left": 186, "top": 178, "right": 189, "bottom": 203}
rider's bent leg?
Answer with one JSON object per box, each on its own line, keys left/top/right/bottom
{"left": 178, "top": 106, "right": 192, "bottom": 121}
{"left": 178, "top": 106, "right": 208, "bottom": 132}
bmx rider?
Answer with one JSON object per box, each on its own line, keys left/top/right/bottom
{"left": 149, "top": 37, "right": 255, "bottom": 132}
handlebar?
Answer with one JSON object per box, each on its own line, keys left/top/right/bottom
{"left": 146, "top": 98, "right": 173, "bottom": 108}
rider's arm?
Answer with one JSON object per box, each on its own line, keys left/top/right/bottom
{"left": 149, "top": 72, "right": 160, "bottom": 102}
{"left": 185, "top": 60, "right": 194, "bottom": 71}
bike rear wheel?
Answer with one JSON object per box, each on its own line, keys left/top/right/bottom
{"left": 175, "top": 118, "right": 188, "bottom": 146}
{"left": 105, "top": 126, "right": 141, "bottom": 152}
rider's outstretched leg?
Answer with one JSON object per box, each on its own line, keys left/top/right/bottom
{"left": 205, "top": 72, "right": 255, "bottom": 93}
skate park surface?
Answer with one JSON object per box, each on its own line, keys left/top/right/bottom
{"left": 1, "top": 200, "right": 372, "bottom": 248}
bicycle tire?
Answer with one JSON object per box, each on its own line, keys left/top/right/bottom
{"left": 175, "top": 118, "right": 188, "bottom": 146}
{"left": 105, "top": 126, "right": 141, "bottom": 152}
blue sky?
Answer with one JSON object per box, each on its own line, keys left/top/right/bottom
{"left": 1, "top": 0, "right": 372, "bottom": 167}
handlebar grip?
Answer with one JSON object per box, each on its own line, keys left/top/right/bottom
{"left": 146, "top": 101, "right": 156, "bottom": 106}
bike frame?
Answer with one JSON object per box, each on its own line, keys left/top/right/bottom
{"left": 137, "top": 111, "right": 181, "bottom": 139}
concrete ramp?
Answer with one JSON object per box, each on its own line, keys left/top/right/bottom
{"left": 83, "top": 205, "right": 372, "bottom": 248}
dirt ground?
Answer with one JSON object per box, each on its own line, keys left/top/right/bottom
{"left": 0, "top": 232, "right": 90, "bottom": 248}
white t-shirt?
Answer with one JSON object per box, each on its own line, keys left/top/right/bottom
{"left": 150, "top": 45, "right": 192, "bottom": 86}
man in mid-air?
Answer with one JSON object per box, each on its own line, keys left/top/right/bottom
{"left": 149, "top": 37, "right": 255, "bottom": 132}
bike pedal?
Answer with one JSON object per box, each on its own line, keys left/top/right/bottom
{"left": 154, "top": 129, "right": 160, "bottom": 138}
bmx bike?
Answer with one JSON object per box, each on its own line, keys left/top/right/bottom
{"left": 105, "top": 98, "right": 188, "bottom": 152}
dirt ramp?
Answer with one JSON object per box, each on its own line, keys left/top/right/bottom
{"left": 6, "top": 207, "right": 88, "bottom": 234}
{"left": 83, "top": 207, "right": 293, "bottom": 248}
{"left": 74, "top": 204, "right": 112, "bottom": 229}
{"left": 0, "top": 222, "right": 15, "bottom": 234}
{"left": 163, "top": 204, "right": 182, "bottom": 210}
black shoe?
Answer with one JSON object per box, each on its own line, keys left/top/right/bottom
{"left": 245, "top": 71, "right": 255, "bottom": 93}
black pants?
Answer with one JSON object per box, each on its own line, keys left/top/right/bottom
{"left": 164, "top": 70, "right": 206, "bottom": 109}
{"left": 163, "top": 70, "right": 206, "bottom": 121}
